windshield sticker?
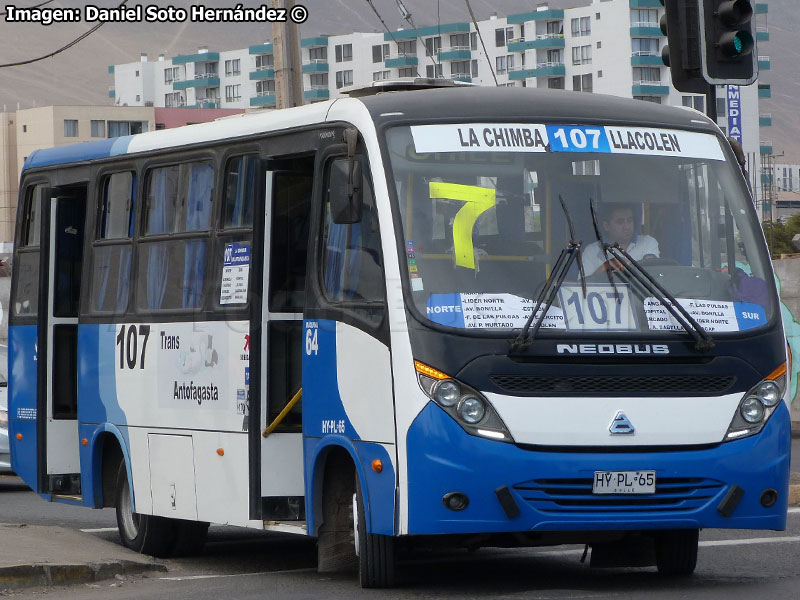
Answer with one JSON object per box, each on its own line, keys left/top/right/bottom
{"left": 429, "top": 182, "right": 496, "bottom": 269}
{"left": 557, "top": 284, "right": 637, "bottom": 331}
{"left": 220, "top": 242, "right": 250, "bottom": 305}
{"left": 426, "top": 293, "right": 565, "bottom": 330}
{"left": 407, "top": 240, "right": 424, "bottom": 291}
{"left": 410, "top": 124, "right": 725, "bottom": 161}
{"left": 644, "top": 298, "right": 767, "bottom": 332}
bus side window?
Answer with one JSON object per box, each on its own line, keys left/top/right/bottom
{"left": 13, "top": 183, "right": 46, "bottom": 317}
{"left": 321, "top": 158, "right": 384, "bottom": 303}
{"left": 138, "top": 160, "right": 215, "bottom": 311}
{"left": 91, "top": 171, "right": 135, "bottom": 314}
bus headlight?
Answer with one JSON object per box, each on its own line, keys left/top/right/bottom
{"left": 725, "top": 363, "right": 786, "bottom": 441}
{"left": 458, "top": 396, "right": 486, "bottom": 424}
{"left": 415, "top": 360, "right": 514, "bottom": 443}
{"left": 433, "top": 380, "right": 460, "bottom": 407}
{"left": 740, "top": 397, "right": 765, "bottom": 423}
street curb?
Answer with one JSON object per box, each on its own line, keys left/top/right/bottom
{"left": 0, "top": 559, "right": 167, "bottom": 590}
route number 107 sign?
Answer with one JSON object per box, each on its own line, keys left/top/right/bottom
{"left": 557, "top": 284, "right": 637, "bottom": 331}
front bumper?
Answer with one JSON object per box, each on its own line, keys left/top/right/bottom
{"left": 405, "top": 401, "right": 791, "bottom": 535}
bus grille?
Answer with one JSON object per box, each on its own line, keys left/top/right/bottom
{"left": 511, "top": 477, "right": 725, "bottom": 514}
{"left": 490, "top": 375, "right": 736, "bottom": 397}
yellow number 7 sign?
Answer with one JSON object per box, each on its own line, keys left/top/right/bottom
{"left": 428, "top": 182, "right": 497, "bottom": 270}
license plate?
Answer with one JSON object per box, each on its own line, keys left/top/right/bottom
{"left": 592, "top": 470, "right": 656, "bottom": 494}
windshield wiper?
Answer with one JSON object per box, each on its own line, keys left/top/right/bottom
{"left": 587, "top": 199, "right": 715, "bottom": 352}
{"left": 510, "top": 196, "right": 585, "bottom": 353}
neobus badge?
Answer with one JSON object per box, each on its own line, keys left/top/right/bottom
{"left": 556, "top": 344, "right": 670, "bottom": 355}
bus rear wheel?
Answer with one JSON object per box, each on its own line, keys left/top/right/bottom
{"left": 655, "top": 529, "right": 699, "bottom": 576}
{"left": 114, "top": 462, "right": 175, "bottom": 558}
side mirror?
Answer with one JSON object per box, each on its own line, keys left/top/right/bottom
{"left": 330, "top": 159, "right": 363, "bottom": 224}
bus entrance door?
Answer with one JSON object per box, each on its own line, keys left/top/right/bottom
{"left": 37, "top": 186, "right": 86, "bottom": 498}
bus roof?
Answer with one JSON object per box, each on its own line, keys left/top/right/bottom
{"left": 22, "top": 88, "right": 718, "bottom": 173}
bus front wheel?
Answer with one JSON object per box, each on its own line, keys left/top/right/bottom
{"left": 114, "top": 462, "right": 175, "bottom": 558}
{"left": 655, "top": 529, "right": 699, "bottom": 576}
{"left": 354, "top": 476, "right": 395, "bottom": 588}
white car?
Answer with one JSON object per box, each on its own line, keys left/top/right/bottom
{"left": 0, "top": 345, "right": 10, "bottom": 473}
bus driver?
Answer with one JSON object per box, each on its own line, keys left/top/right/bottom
{"left": 581, "top": 203, "right": 659, "bottom": 274}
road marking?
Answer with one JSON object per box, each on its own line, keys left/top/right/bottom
{"left": 788, "top": 507, "right": 800, "bottom": 514}
{"left": 80, "top": 527, "right": 118, "bottom": 533}
{"left": 699, "top": 536, "right": 800, "bottom": 547}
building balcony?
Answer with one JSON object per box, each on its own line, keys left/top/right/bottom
{"left": 108, "top": 86, "right": 115, "bottom": 98}
{"left": 630, "top": 23, "right": 663, "bottom": 37}
{"left": 189, "top": 98, "right": 220, "bottom": 109}
{"left": 632, "top": 81, "right": 669, "bottom": 95}
{"left": 452, "top": 76, "right": 472, "bottom": 83}
{"left": 508, "top": 9, "right": 564, "bottom": 24}
{"left": 248, "top": 43, "right": 273, "bottom": 55}
{"left": 250, "top": 68, "right": 275, "bottom": 80}
{"left": 108, "top": 65, "right": 115, "bottom": 74}
{"left": 758, "top": 55, "right": 771, "bottom": 70}
{"left": 172, "top": 52, "right": 220, "bottom": 65}
{"left": 302, "top": 60, "right": 329, "bottom": 73}
{"left": 755, "top": 3, "right": 768, "bottom": 14}
{"left": 756, "top": 26, "right": 770, "bottom": 42}
{"left": 173, "top": 75, "right": 220, "bottom": 89}
{"left": 629, "top": 0, "right": 662, "bottom": 7}
{"left": 250, "top": 93, "right": 276, "bottom": 107}
{"left": 301, "top": 36, "right": 328, "bottom": 48}
{"left": 508, "top": 34, "right": 565, "bottom": 52}
{"left": 760, "top": 141, "right": 773, "bottom": 155}
{"left": 631, "top": 52, "right": 664, "bottom": 66}
{"left": 508, "top": 62, "right": 566, "bottom": 80}
{"left": 304, "top": 87, "right": 330, "bottom": 101}
{"left": 385, "top": 55, "right": 418, "bottom": 68}
{"left": 760, "top": 113, "right": 772, "bottom": 127}
{"left": 438, "top": 47, "right": 471, "bottom": 61}
{"left": 759, "top": 84, "right": 771, "bottom": 98}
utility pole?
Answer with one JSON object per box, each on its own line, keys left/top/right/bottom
{"left": 271, "top": 0, "right": 303, "bottom": 109}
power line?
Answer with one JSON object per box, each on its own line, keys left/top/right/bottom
{"left": 464, "top": 0, "right": 497, "bottom": 85}
{"left": 0, "top": 0, "right": 56, "bottom": 18}
{"left": 364, "top": 0, "right": 419, "bottom": 77}
{"left": 395, "top": 1, "right": 440, "bottom": 73}
{"left": 0, "top": 1, "right": 128, "bottom": 69}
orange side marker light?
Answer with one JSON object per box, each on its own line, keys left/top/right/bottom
{"left": 371, "top": 459, "right": 383, "bottom": 473}
{"left": 16, "top": 433, "right": 22, "bottom": 441}
{"left": 216, "top": 448, "right": 225, "bottom": 456}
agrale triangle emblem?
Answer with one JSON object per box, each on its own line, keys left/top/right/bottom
{"left": 609, "top": 411, "right": 635, "bottom": 435}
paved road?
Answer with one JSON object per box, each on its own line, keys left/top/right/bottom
{"left": 0, "top": 437, "right": 798, "bottom": 597}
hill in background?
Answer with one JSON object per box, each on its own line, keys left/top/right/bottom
{"left": 0, "top": 0, "right": 794, "bottom": 161}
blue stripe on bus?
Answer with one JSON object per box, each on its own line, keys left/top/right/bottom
{"left": 23, "top": 136, "right": 134, "bottom": 172}
{"left": 8, "top": 325, "right": 40, "bottom": 492}
{"left": 406, "top": 401, "right": 790, "bottom": 535}
{"left": 78, "top": 324, "right": 130, "bottom": 508}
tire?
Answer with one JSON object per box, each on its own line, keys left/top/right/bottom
{"left": 114, "top": 462, "right": 176, "bottom": 558}
{"left": 317, "top": 459, "right": 358, "bottom": 573}
{"left": 355, "top": 476, "right": 395, "bottom": 588}
{"left": 655, "top": 529, "right": 699, "bottom": 576}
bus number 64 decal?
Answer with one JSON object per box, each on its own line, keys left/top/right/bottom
{"left": 116, "top": 325, "right": 151, "bottom": 370}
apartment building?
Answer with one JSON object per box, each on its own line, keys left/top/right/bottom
{"left": 107, "top": 0, "right": 772, "bottom": 204}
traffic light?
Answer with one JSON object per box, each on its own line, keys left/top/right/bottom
{"left": 660, "top": 0, "right": 707, "bottom": 93}
{"left": 698, "top": 0, "right": 758, "bottom": 84}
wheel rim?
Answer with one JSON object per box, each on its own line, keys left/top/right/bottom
{"left": 352, "top": 492, "right": 360, "bottom": 558}
{"left": 119, "top": 475, "right": 140, "bottom": 541}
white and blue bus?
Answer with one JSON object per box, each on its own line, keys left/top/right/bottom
{"left": 8, "top": 83, "right": 790, "bottom": 587}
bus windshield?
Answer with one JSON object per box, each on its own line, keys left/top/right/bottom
{"left": 385, "top": 122, "right": 775, "bottom": 336}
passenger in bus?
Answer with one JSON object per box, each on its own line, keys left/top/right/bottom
{"left": 581, "top": 203, "right": 659, "bottom": 275}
